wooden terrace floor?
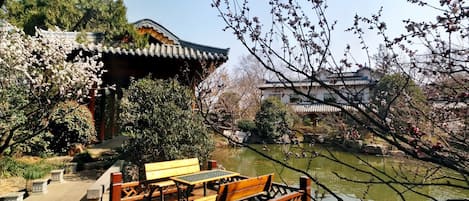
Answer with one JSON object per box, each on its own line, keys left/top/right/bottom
{"left": 145, "top": 187, "right": 217, "bottom": 201}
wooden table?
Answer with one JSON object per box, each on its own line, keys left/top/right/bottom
{"left": 170, "top": 169, "right": 240, "bottom": 200}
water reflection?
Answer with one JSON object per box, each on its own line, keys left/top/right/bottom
{"left": 211, "top": 144, "right": 468, "bottom": 201}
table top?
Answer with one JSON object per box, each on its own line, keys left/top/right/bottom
{"left": 170, "top": 169, "right": 240, "bottom": 185}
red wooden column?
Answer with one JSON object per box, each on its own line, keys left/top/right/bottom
{"left": 109, "top": 90, "right": 118, "bottom": 139}
{"left": 87, "top": 83, "right": 97, "bottom": 119}
{"left": 300, "top": 176, "right": 311, "bottom": 201}
{"left": 110, "top": 172, "right": 122, "bottom": 201}
{"left": 98, "top": 91, "right": 107, "bottom": 142}
{"left": 207, "top": 160, "right": 217, "bottom": 170}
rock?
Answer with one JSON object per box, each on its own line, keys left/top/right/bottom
{"left": 389, "top": 150, "right": 405, "bottom": 157}
{"left": 281, "top": 134, "right": 291, "bottom": 144}
{"left": 303, "top": 133, "right": 325, "bottom": 143}
{"left": 343, "top": 139, "right": 362, "bottom": 150}
{"left": 362, "top": 144, "right": 388, "bottom": 155}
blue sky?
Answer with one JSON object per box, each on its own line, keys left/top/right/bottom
{"left": 123, "top": 0, "right": 438, "bottom": 71}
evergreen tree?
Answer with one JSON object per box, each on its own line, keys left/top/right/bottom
{"left": 255, "top": 97, "right": 294, "bottom": 141}
{"left": 1, "top": 0, "right": 146, "bottom": 47}
{"left": 120, "top": 78, "right": 214, "bottom": 168}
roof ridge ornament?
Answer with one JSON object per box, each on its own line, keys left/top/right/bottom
{"left": 133, "top": 18, "right": 180, "bottom": 45}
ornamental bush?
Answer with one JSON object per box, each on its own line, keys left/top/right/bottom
{"left": 120, "top": 77, "right": 214, "bottom": 169}
{"left": 46, "top": 101, "right": 96, "bottom": 154}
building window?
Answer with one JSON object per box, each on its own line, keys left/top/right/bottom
{"left": 324, "top": 93, "right": 337, "bottom": 103}
{"left": 270, "top": 94, "right": 282, "bottom": 99}
{"left": 289, "top": 94, "right": 301, "bottom": 103}
{"left": 350, "top": 93, "right": 364, "bottom": 103}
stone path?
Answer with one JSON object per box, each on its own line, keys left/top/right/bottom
{"left": 23, "top": 136, "right": 127, "bottom": 201}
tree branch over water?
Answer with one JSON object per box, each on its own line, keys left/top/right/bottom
{"left": 208, "top": 0, "right": 468, "bottom": 200}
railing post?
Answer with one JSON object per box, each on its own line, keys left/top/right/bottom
{"left": 208, "top": 160, "right": 217, "bottom": 170}
{"left": 110, "top": 172, "right": 122, "bottom": 201}
{"left": 299, "top": 176, "right": 311, "bottom": 201}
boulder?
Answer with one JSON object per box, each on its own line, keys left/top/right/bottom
{"left": 362, "top": 144, "right": 388, "bottom": 155}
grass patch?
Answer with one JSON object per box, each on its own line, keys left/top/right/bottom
{"left": 0, "top": 156, "right": 61, "bottom": 179}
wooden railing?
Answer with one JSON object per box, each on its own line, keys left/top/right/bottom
{"left": 110, "top": 173, "right": 157, "bottom": 201}
{"left": 270, "top": 191, "right": 304, "bottom": 201}
{"left": 110, "top": 160, "right": 312, "bottom": 201}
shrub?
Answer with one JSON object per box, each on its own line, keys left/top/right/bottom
{"left": 237, "top": 119, "right": 256, "bottom": 132}
{"left": 0, "top": 157, "right": 26, "bottom": 178}
{"left": 120, "top": 78, "right": 214, "bottom": 169}
{"left": 0, "top": 157, "right": 58, "bottom": 181}
{"left": 23, "top": 165, "right": 48, "bottom": 181}
{"left": 46, "top": 101, "right": 96, "bottom": 154}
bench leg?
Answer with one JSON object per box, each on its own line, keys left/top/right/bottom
{"left": 147, "top": 187, "right": 155, "bottom": 201}
{"left": 160, "top": 188, "right": 164, "bottom": 201}
{"left": 176, "top": 184, "right": 181, "bottom": 201}
{"left": 203, "top": 182, "right": 207, "bottom": 196}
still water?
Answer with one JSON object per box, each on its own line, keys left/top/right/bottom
{"left": 211, "top": 144, "right": 468, "bottom": 201}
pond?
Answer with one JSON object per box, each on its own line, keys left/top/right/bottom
{"left": 211, "top": 144, "right": 468, "bottom": 201}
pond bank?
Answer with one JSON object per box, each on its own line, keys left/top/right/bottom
{"left": 220, "top": 131, "right": 403, "bottom": 157}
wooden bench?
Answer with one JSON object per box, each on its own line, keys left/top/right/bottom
{"left": 198, "top": 174, "right": 274, "bottom": 201}
{"left": 145, "top": 158, "right": 200, "bottom": 200}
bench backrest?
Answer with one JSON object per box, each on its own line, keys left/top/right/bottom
{"left": 217, "top": 174, "right": 274, "bottom": 201}
{"left": 145, "top": 158, "right": 200, "bottom": 180}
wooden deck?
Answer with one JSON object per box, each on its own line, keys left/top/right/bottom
{"left": 154, "top": 187, "right": 217, "bottom": 201}
{"left": 109, "top": 160, "right": 311, "bottom": 201}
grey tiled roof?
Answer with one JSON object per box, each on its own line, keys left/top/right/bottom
{"left": 79, "top": 43, "right": 228, "bottom": 61}
{"left": 290, "top": 104, "right": 357, "bottom": 113}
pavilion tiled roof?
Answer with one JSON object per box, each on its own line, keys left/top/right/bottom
{"left": 125, "top": 18, "right": 229, "bottom": 61}
{"left": 78, "top": 42, "right": 228, "bottom": 61}
{"left": 37, "top": 18, "right": 229, "bottom": 61}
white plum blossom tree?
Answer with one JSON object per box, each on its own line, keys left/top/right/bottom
{"left": 0, "top": 26, "right": 104, "bottom": 155}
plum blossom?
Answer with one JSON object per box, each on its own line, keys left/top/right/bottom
{"left": 0, "top": 27, "right": 104, "bottom": 102}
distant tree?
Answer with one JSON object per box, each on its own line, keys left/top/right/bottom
{"left": 120, "top": 78, "right": 214, "bottom": 169}
{"left": 213, "top": 91, "right": 241, "bottom": 129}
{"left": 197, "top": 67, "right": 233, "bottom": 129}
{"left": 230, "top": 55, "right": 267, "bottom": 119}
{"left": 255, "top": 97, "right": 294, "bottom": 141}
{"left": 371, "top": 73, "right": 428, "bottom": 122}
{"left": 1, "top": 0, "right": 146, "bottom": 47}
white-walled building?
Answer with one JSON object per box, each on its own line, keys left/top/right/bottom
{"left": 259, "top": 68, "right": 380, "bottom": 114}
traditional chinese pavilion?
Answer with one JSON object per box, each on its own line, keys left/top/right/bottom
{"left": 80, "top": 19, "right": 229, "bottom": 141}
